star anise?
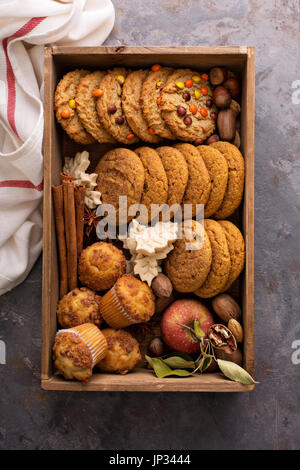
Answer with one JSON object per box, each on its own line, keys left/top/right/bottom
{"left": 83, "top": 206, "right": 101, "bottom": 241}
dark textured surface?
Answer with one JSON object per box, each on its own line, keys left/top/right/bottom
{"left": 1, "top": 0, "right": 300, "bottom": 450}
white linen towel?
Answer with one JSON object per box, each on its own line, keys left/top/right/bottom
{"left": 0, "top": 0, "right": 115, "bottom": 295}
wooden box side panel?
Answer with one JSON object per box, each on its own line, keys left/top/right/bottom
{"left": 42, "top": 47, "right": 61, "bottom": 380}
{"left": 42, "top": 368, "right": 255, "bottom": 392}
{"left": 241, "top": 48, "right": 255, "bottom": 376}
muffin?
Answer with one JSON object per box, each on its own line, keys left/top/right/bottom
{"left": 97, "top": 328, "right": 141, "bottom": 374}
{"left": 99, "top": 274, "right": 155, "bottom": 328}
{"left": 53, "top": 323, "right": 108, "bottom": 382}
{"left": 57, "top": 287, "right": 102, "bottom": 329}
{"left": 78, "top": 242, "right": 126, "bottom": 291}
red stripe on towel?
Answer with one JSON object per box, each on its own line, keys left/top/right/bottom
{"left": 0, "top": 179, "right": 44, "bottom": 192}
{"left": 2, "top": 17, "right": 46, "bottom": 137}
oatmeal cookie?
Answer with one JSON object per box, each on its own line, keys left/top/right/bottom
{"left": 140, "top": 66, "right": 176, "bottom": 140}
{"left": 218, "top": 220, "right": 245, "bottom": 292}
{"left": 155, "top": 146, "right": 189, "bottom": 208}
{"left": 160, "top": 69, "right": 217, "bottom": 142}
{"left": 75, "top": 70, "right": 116, "bottom": 143}
{"left": 54, "top": 69, "right": 96, "bottom": 144}
{"left": 194, "top": 219, "right": 231, "bottom": 298}
{"left": 134, "top": 147, "right": 168, "bottom": 222}
{"left": 165, "top": 220, "right": 212, "bottom": 293}
{"left": 96, "top": 68, "right": 139, "bottom": 144}
{"left": 197, "top": 145, "right": 229, "bottom": 218}
{"left": 174, "top": 143, "right": 211, "bottom": 216}
{"left": 122, "top": 70, "right": 161, "bottom": 143}
{"left": 210, "top": 141, "right": 245, "bottom": 219}
{"left": 95, "top": 148, "right": 145, "bottom": 222}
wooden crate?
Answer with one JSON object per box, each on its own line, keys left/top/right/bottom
{"left": 42, "top": 46, "right": 255, "bottom": 392}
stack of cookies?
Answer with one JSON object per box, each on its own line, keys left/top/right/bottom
{"left": 95, "top": 141, "right": 245, "bottom": 222}
{"left": 54, "top": 66, "right": 218, "bottom": 145}
{"left": 165, "top": 219, "right": 245, "bottom": 297}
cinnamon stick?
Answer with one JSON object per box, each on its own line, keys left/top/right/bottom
{"left": 62, "top": 177, "right": 77, "bottom": 291}
{"left": 60, "top": 172, "right": 73, "bottom": 184}
{"left": 74, "top": 184, "right": 86, "bottom": 257}
{"left": 52, "top": 185, "right": 68, "bottom": 298}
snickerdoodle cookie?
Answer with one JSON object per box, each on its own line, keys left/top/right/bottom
{"left": 122, "top": 70, "right": 161, "bottom": 143}
{"left": 140, "top": 66, "right": 176, "bottom": 140}
{"left": 210, "top": 141, "right": 245, "bottom": 219}
{"left": 174, "top": 143, "right": 211, "bottom": 216}
{"left": 78, "top": 242, "right": 126, "bottom": 291}
{"left": 194, "top": 219, "right": 231, "bottom": 298}
{"left": 160, "top": 69, "right": 217, "bottom": 142}
{"left": 218, "top": 220, "right": 245, "bottom": 292}
{"left": 155, "top": 146, "right": 189, "bottom": 208}
{"left": 95, "top": 148, "right": 145, "bottom": 222}
{"left": 54, "top": 69, "right": 96, "bottom": 144}
{"left": 134, "top": 147, "right": 168, "bottom": 222}
{"left": 75, "top": 70, "right": 116, "bottom": 143}
{"left": 96, "top": 68, "right": 139, "bottom": 144}
{"left": 197, "top": 145, "right": 229, "bottom": 218}
{"left": 165, "top": 220, "right": 212, "bottom": 293}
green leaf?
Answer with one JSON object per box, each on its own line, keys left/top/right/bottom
{"left": 145, "top": 355, "right": 193, "bottom": 378}
{"left": 194, "top": 355, "right": 213, "bottom": 374}
{"left": 201, "top": 356, "right": 213, "bottom": 372}
{"left": 162, "top": 352, "right": 194, "bottom": 362}
{"left": 194, "top": 319, "right": 205, "bottom": 339}
{"left": 163, "top": 356, "right": 195, "bottom": 369}
{"left": 145, "top": 355, "right": 154, "bottom": 369}
{"left": 217, "top": 359, "right": 259, "bottom": 385}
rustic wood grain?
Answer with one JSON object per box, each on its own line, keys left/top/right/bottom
{"left": 42, "top": 368, "right": 255, "bottom": 392}
{"left": 241, "top": 47, "right": 255, "bottom": 376}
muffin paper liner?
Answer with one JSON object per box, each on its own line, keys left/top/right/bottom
{"left": 56, "top": 323, "right": 107, "bottom": 366}
{"left": 99, "top": 285, "right": 140, "bottom": 328}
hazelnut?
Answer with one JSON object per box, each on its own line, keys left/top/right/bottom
{"left": 148, "top": 337, "right": 164, "bottom": 357}
{"left": 151, "top": 273, "right": 173, "bottom": 299}
{"left": 232, "top": 130, "right": 241, "bottom": 149}
{"left": 212, "top": 294, "right": 241, "bottom": 323}
{"left": 228, "top": 319, "right": 243, "bottom": 343}
{"left": 229, "top": 99, "right": 241, "bottom": 117}
{"left": 217, "top": 108, "right": 236, "bottom": 141}
{"left": 205, "top": 134, "right": 219, "bottom": 145}
{"left": 155, "top": 293, "right": 175, "bottom": 314}
{"left": 215, "top": 348, "right": 243, "bottom": 366}
{"left": 223, "top": 77, "right": 241, "bottom": 98}
{"left": 209, "top": 67, "right": 228, "bottom": 86}
{"left": 213, "top": 86, "right": 232, "bottom": 109}
{"left": 227, "top": 70, "right": 237, "bottom": 79}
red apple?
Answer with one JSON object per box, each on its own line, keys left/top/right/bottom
{"left": 161, "top": 299, "right": 215, "bottom": 354}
